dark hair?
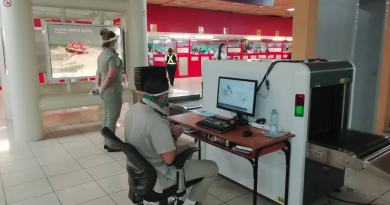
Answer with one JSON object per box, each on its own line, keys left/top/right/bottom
{"left": 168, "top": 48, "right": 173, "bottom": 53}
{"left": 144, "top": 74, "right": 169, "bottom": 94}
{"left": 217, "top": 43, "right": 226, "bottom": 60}
{"left": 100, "top": 28, "right": 116, "bottom": 48}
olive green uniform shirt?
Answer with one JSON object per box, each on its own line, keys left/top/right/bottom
{"left": 124, "top": 99, "right": 177, "bottom": 193}
{"left": 97, "top": 48, "right": 124, "bottom": 93}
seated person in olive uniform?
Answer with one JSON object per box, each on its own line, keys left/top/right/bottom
{"left": 124, "top": 75, "right": 219, "bottom": 205}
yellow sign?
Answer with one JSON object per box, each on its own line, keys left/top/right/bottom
{"left": 224, "top": 28, "right": 229, "bottom": 35}
{"left": 257, "top": 29, "right": 261, "bottom": 36}
{"left": 115, "top": 22, "right": 121, "bottom": 26}
{"left": 44, "top": 19, "right": 52, "bottom": 22}
{"left": 277, "top": 196, "right": 285, "bottom": 203}
{"left": 275, "top": 30, "right": 280, "bottom": 36}
{"left": 150, "top": 24, "right": 158, "bottom": 32}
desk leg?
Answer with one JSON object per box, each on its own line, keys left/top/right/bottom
{"left": 282, "top": 141, "right": 291, "bottom": 205}
{"left": 198, "top": 140, "right": 201, "bottom": 160}
{"left": 251, "top": 149, "right": 261, "bottom": 205}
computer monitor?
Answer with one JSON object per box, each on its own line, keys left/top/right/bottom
{"left": 217, "top": 77, "right": 258, "bottom": 125}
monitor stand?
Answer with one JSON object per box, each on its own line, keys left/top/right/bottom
{"left": 233, "top": 114, "right": 249, "bottom": 126}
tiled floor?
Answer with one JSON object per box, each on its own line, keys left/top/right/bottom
{"left": 0, "top": 78, "right": 389, "bottom": 205}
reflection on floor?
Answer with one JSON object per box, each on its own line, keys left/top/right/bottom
{"left": 0, "top": 77, "right": 388, "bottom": 204}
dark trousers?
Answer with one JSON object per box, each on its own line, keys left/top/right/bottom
{"left": 166, "top": 64, "right": 177, "bottom": 86}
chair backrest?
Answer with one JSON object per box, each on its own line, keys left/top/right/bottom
{"left": 101, "top": 127, "right": 157, "bottom": 197}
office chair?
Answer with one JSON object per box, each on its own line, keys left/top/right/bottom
{"left": 101, "top": 127, "right": 203, "bottom": 205}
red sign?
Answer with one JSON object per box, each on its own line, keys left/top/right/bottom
{"left": 3, "top": 0, "right": 11, "bottom": 7}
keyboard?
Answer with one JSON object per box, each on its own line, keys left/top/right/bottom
{"left": 196, "top": 116, "right": 237, "bottom": 133}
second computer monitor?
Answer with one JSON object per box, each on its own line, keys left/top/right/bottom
{"left": 217, "top": 77, "right": 258, "bottom": 117}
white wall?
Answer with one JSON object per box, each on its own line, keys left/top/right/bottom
{"left": 0, "top": 14, "right": 12, "bottom": 119}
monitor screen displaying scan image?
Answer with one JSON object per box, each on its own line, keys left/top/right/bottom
{"left": 217, "top": 77, "right": 258, "bottom": 118}
{"left": 45, "top": 23, "right": 123, "bottom": 79}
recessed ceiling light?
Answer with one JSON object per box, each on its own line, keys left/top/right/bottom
{"left": 259, "top": 6, "right": 264, "bottom": 7}
{"left": 287, "top": 8, "right": 294, "bottom": 11}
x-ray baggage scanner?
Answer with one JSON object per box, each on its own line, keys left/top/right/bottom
{"left": 201, "top": 60, "right": 390, "bottom": 205}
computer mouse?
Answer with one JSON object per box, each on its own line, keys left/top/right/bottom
{"left": 243, "top": 130, "right": 253, "bottom": 137}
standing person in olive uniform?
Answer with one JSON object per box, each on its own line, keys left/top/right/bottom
{"left": 95, "top": 28, "right": 123, "bottom": 152}
{"left": 165, "top": 48, "right": 178, "bottom": 87}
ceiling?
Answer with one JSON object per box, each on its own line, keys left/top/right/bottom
{"left": 147, "top": 0, "right": 294, "bottom": 18}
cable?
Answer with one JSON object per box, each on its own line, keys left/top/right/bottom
{"left": 256, "top": 60, "right": 305, "bottom": 98}
{"left": 327, "top": 195, "right": 379, "bottom": 205}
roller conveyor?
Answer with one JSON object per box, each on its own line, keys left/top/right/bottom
{"left": 307, "top": 130, "right": 390, "bottom": 182}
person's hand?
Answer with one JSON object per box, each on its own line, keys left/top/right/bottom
{"left": 99, "top": 87, "right": 104, "bottom": 95}
{"left": 171, "top": 123, "right": 183, "bottom": 139}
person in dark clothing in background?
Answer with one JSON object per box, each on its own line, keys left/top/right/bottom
{"left": 165, "top": 48, "right": 178, "bottom": 87}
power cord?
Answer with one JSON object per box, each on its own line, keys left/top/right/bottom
{"left": 256, "top": 60, "right": 305, "bottom": 98}
{"left": 327, "top": 195, "right": 380, "bottom": 205}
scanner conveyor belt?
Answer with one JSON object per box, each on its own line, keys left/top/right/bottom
{"left": 307, "top": 129, "right": 390, "bottom": 183}
{"left": 309, "top": 129, "right": 390, "bottom": 158}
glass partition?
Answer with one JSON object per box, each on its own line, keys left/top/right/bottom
{"left": 248, "top": 40, "right": 267, "bottom": 53}
{"left": 210, "top": 38, "right": 226, "bottom": 54}
{"left": 227, "top": 39, "right": 241, "bottom": 48}
{"left": 177, "top": 38, "right": 189, "bottom": 47}
{"left": 283, "top": 42, "right": 292, "bottom": 52}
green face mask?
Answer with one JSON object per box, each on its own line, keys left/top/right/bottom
{"left": 143, "top": 91, "right": 169, "bottom": 108}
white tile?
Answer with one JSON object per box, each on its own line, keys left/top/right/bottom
{"left": 0, "top": 158, "right": 40, "bottom": 174}
{"left": 85, "top": 134, "right": 105, "bottom": 145}
{"left": 7, "top": 193, "right": 61, "bottom": 205}
{"left": 36, "top": 151, "right": 74, "bottom": 166}
{"left": 41, "top": 159, "right": 83, "bottom": 177}
{"left": 110, "top": 189, "right": 132, "bottom": 205}
{"left": 62, "top": 139, "right": 94, "bottom": 150}
{"left": 79, "top": 196, "right": 116, "bottom": 205}
{"left": 380, "top": 190, "right": 390, "bottom": 202}
{"left": 96, "top": 173, "right": 129, "bottom": 194}
{"left": 86, "top": 162, "right": 127, "bottom": 180}
{"left": 48, "top": 170, "right": 94, "bottom": 191}
{"left": 28, "top": 138, "right": 60, "bottom": 149}
{"left": 0, "top": 189, "right": 5, "bottom": 205}
{"left": 0, "top": 150, "right": 34, "bottom": 163}
{"left": 107, "top": 151, "right": 127, "bottom": 161}
{"left": 345, "top": 170, "right": 390, "bottom": 198}
{"left": 68, "top": 146, "right": 104, "bottom": 159}
{"left": 2, "top": 167, "right": 46, "bottom": 187}
{"left": 31, "top": 144, "right": 67, "bottom": 157}
{"left": 226, "top": 192, "right": 280, "bottom": 205}
{"left": 4, "top": 179, "right": 53, "bottom": 203}
{"left": 208, "top": 178, "right": 249, "bottom": 202}
{"left": 328, "top": 187, "right": 376, "bottom": 204}
{"left": 0, "top": 141, "right": 29, "bottom": 154}
{"left": 56, "top": 134, "right": 87, "bottom": 144}
{"left": 117, "top": 159, "right": 127, "bottom": 168}
{"left": 77, "top": 153, "right": 115, "bottom": 168}
{"left": 55, "top": 182, "right": 107, "bottom": 205}
{"left": 374, "top": 199, "right": 390, "bottom": 205}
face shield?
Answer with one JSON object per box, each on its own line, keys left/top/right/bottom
{"left": 143, "top": 87, "right": 172, "bottom": 108}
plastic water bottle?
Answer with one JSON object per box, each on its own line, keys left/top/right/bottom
{"left": 270, "top": 109, "right": 279, "bottom": 136}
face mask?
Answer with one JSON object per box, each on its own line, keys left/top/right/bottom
{"left": 113, "top": 42, "right": 118, "bottom": 51}
{"left": 143, "top": 89, "right": 171, "bottom": 108}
